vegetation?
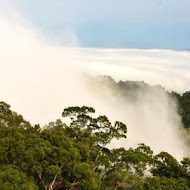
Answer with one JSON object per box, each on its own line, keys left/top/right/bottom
{"left": 0, "top": 101, "right": 190, "bottom": 189}
{"left": 172, "top": 91, "right": 190, "bottom": 129}
{"left": 88, "top": 75, "right": 190, "bottom": 129}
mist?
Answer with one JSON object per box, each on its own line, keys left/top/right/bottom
{"left": 0, "top": 15, "right": 190, "bottom": 159}
{"left": 84, "top": 76, "right": 190, "bottom": 159}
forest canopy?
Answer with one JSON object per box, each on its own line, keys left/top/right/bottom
{"left": 0, "top": 101, "right": 190, "bottom": 190}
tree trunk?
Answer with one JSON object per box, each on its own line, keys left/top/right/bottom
{"left": 48, "top": 174, "right": 58, "bottom": 190}
{"left": 69, "top": 180, "right": 79, "bottom": 190}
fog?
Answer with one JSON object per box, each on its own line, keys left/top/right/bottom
{"left": 84, "top": 76, "right": 190, "bottom": 159}
{"left": 0, "top": 15, "right": 190, "bottom": 159}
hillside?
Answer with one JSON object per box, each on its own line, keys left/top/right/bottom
{"left": 86, "top": 75, "right": 190, "bottom": 129}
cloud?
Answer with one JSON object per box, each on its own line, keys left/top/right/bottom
{"left": 85, "top": 77, "right": 190, "bottom": 160}
{"left": 79, "top": 48, "right": 190, "bottom": 92}
{"left": 0, "top": 13, "right": 190, "bottom": 160}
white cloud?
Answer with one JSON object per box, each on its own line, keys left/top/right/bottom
{"left": 79, "top": 48, "right": 190, "bottom": 92}
{"left": 0, "top": 14, "right": 190, "bottom": 159}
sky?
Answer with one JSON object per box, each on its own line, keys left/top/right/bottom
{"left": 2, "top": 0, "right": 190, "bottom": 50}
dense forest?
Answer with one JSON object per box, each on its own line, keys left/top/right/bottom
{"left": 87, "top": 75, "right": 190, "bottom": 130}
{"left": 172, "top": 91, "right": 190, "bottom": 129}
{"left": 0, "top": 100, "right": 190, "bottom": 190}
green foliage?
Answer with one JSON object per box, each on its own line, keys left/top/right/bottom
{"left": 101, "top": 170, "right": 144, "bottom": 190}
{"left": 152, "top": 152, "right": 187, "bottom": 178}
{"left": 172, "top": 91, "right": 190, "bottom": 128}
{"left": 90, "top": 76, "right": 190, "bottom": 129}
{"left": 143, "top": 177, "right": 190, "bottom": 190}
{"left": 0, "top": 101, "right": 30, "bottom": 128}
{"left": 0, "top": 102, "right": 189, "bottom": 190}
{"left": 0, "top": 165, "right": 38, "bottom": 190}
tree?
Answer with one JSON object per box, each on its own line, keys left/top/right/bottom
{"left": 143, "top": 177, "right": 190, "bottom": 190}
{"left": 0, "top": 165, "right": 38, "bottom": 190}
{"left": 0, "top": 101, "right": 30, "bottom": 128}
{"left": 0, "top": 102, "right": 190, "bottom": 190}
{"left": 152, "top": 152, "right": 186, "bottom": 178}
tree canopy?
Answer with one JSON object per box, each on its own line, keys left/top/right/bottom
{"left": 0, "top": 101, "right": 190, "bottom": 189}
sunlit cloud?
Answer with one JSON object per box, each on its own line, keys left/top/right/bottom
{"left": 0, "top": 10, "right": 190, "bottom": 159}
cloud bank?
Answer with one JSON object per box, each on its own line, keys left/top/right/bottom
{"left": 0, "top": 14, "right": 190, "bottom": 159}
